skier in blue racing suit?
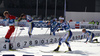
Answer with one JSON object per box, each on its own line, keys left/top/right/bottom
{"left": 54, "top": 18, "right": 72, "bottom": 51}
{"left": 82, "top": 28, "right": 98, "bottom": 43}
{"left": 48, "top": 18, "right": 58, "bottom": 36}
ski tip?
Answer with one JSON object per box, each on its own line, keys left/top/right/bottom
{"left": 64, "top": 51, "right": 69, "bottom": 53}
{"left": 9, "top": 49, "right": 17, "bottom": 51}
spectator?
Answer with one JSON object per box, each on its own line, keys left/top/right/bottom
{"left": 51, "top": 15, "right": 54, "bottom": 20}
{"left": 38, "top": 16, "right": 43, "bottom": 22}
{"left": 47, "top": 16, "right": 51, "bottom": 20}
{"left": 91, "top": 20, "right": 95, "bottom": 25}
{"left": 38, "top": 16, "right": 42, "bottom": 20}
{"left": 69, "top": 19, "right": 73, "bottom": 23}
{"left": 53, "top": 17, "right": 57, "bottom": 21}
{"left": 96, "top": 21, "right": 99, "bottom": 25}
{"left": 0, "top": 16, "right": 3, "bottom": 19}
{"left": 82, "top": 20, "right": 85, "bottom": 22}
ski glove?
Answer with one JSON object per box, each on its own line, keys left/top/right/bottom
{"left": 57, "top": 29, "right": 59, "bottom": 32}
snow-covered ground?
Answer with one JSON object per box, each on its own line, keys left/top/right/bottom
{"left": 0, "top": 26, "right": 100, "bottom": 56}
{"left": 0, "top": 26, "right": 66, "bottom": 38}
{"left": 0, "top": 26, "right": 100, "bottom": 38}
{"left": 0, "top": 37, "right": 100, "bottom": 56}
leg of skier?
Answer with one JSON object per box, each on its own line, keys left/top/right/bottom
{"left": 54, "top": 38, "right": 63, "bottom": 51}
{"left": 93, "top": 39, "right": 98, "bottom": 42}
{"left": 54, "top": 30, "right": 72, "bottom": 51}
{"left": 89, "top": 33, "right": 98, "bottom": 43}
{"left": 5, "top": 26, "right": 15, "bottom": 50}
{"left": 28, "top": 22, "right": 34, "bottom": 38}
{"left": 5, "top": 26, "right": 15, "bottom": 43}
{"left": 89, "top": 33, "right": 94, "bottom": 43}
{"left": 65, "top": 31, "right": 72, "bottom": 51}
{"left": 65, "top": 36, "right": 72, "bottom": 51}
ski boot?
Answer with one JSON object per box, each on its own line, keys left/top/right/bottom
{"left": 93, "top": 39, "right": 99, "bottom": 43}
{"left": 5, "top": 39, "right": 13, "bottom": 50}
{"left": 54, "top": 47, "right": 59, "bottom": 51}
{"left": 9, "top": 43, "right": 13, "bottom": 50}
{"left": 5, "top": 39, "right": 10, "bottom": 43}
{"left": 29, "top": 34, "right": 32, "bottom": 38}
{"left": 28, "top": 32, "right": 32, "bottom": 38}
{"left": 68, "top": 47, "right": 72, "bottom": 51}
{"left": 50, "top": 32, "right": 53, "bottom": 35}
{"left": 53, "top": 32, "right": 55, "bottom": 36}
{"left": 9, "top": 43, "right": 16, "bottom": 51}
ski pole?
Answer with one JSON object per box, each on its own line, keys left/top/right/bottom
{"left": 10, "top": 26, "right": 18, "bottom": 41}
{"left": 13, "top": 30, "right": 22, "bottom": 42}
{"left": 46, "top": 26, "right": 59, "bottom": 40}
{"left": 71, "top": 40, "right": 87, "bottom": 44}
{"left": 13, "top": 27, "right": 18, "bottom": 42}
{"left": 13, "top": 27, "right": 25, "bottom": 42}
{"left": 45, "top": 28, "right": 49, "bottom": 34}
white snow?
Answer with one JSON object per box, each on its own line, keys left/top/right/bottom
{"left": 0, "top": 37, "right": 100, "bottom": 56}
{"left": 0, "top": 26, "right": 100, "bottom": 56}
{"left": 0, "top": 26, "right": 99, "bottom": 38}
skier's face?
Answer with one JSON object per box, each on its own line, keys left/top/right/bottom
{"left": 5, "top": 14, "right": 9, "bottom": 18}
{"left": 60, "top": 20, "right": 63, "bottom": 23}
{"left": 22, "top": 15, "right": 26, "bottom": 19}
{"left": 82, "top": 31, "right": 85, "bottom": 33}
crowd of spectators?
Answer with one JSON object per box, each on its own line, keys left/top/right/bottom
{"left": 0, "top": 16, "right": 3, "bottom": 19}
{"left": 0, "top": 14, "right": 99, "bottom": 25}
{"left": 89, "top": 20, "right": 99, "bottom": 25}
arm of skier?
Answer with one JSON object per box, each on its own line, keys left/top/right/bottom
{"left": 84, "top": 33, "right": 90, "bottom": 43}
{"left": 85, "top": 37, "right": 88, "bottom": 43}
{"left": 57, "top": 23, "right": 70, "bottom": 32}
{"left": 81, "top": 32, "right": 85, "bottom": 39}
{"left": 17, "top": 17, "right": 22, "bottom": 26}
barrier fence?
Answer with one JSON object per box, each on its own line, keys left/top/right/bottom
{"left": 0, "top": 19, "right": 100, "bottom": 29}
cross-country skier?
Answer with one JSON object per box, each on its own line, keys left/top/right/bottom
{"left": 3, "top": 11, "right": 16, "bottom": 43}
{"left": 82, "top": 28, "right": 98, "bottom": 43}
{"left": 18, "top": 13, "right": 34, "bottom": 38}
{"left": 54, "top": 18, "right": 72, "bottom": 51}
{"left": 49, "top": 18, "right": 58, "bottom": 36}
